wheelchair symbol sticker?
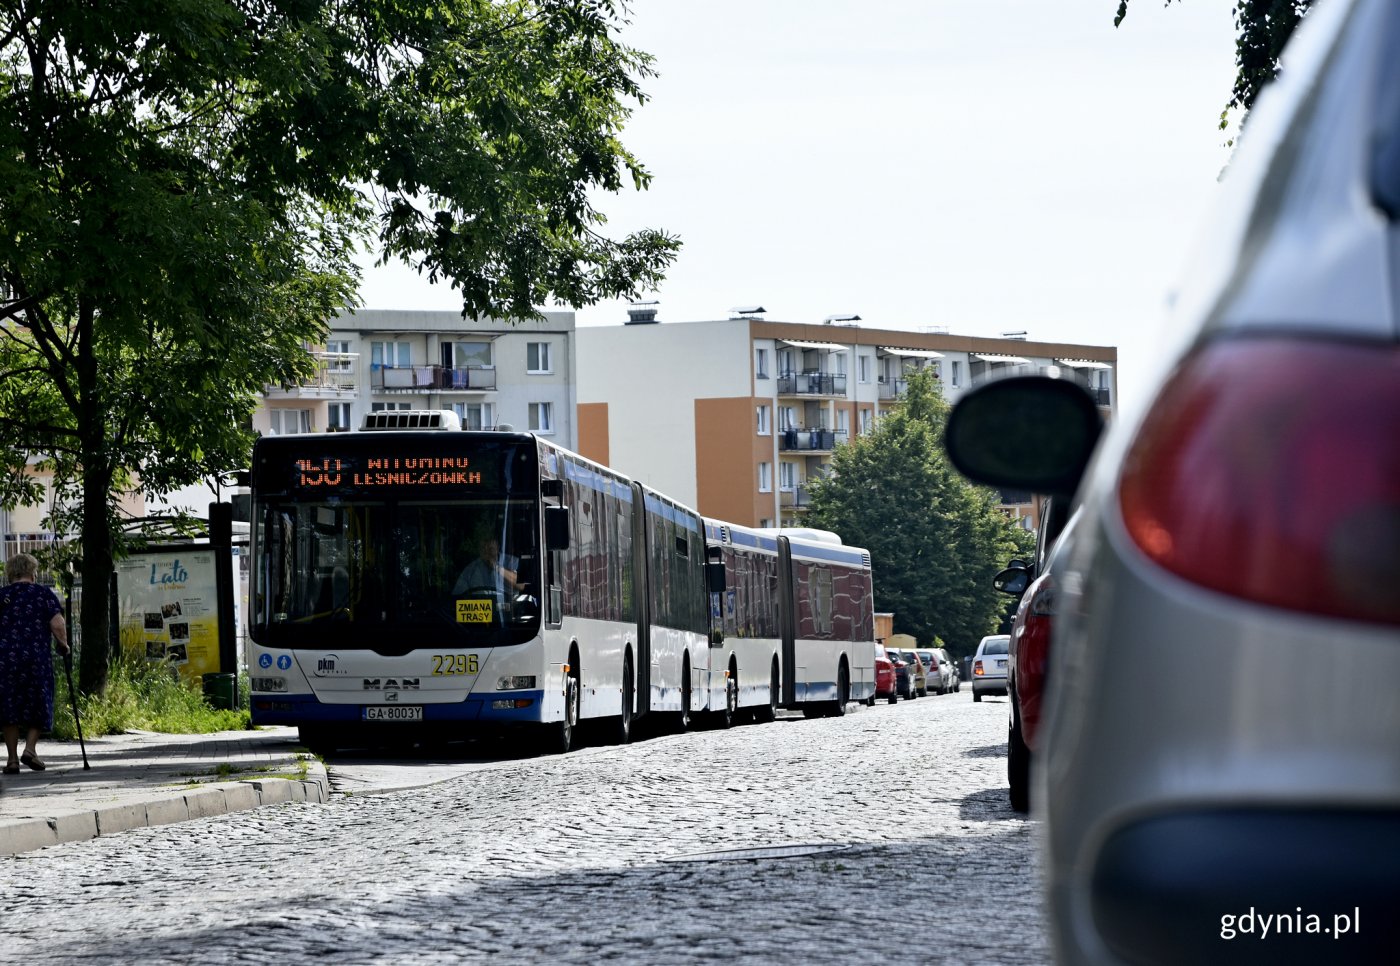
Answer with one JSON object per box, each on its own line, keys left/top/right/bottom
{"left": 259, "top": 653, "right": 273, "bottom": 668}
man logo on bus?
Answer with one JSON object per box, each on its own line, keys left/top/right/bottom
{"left": 363, "top": 678, "right": 420, "bottom": 690}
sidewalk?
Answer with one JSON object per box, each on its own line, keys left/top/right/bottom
{"left": 0, "top": 726, "right": 328, "bottom": 856}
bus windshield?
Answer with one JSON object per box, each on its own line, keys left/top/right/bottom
{"left": 250, "top": 435, "right": 542, "bottom": 652}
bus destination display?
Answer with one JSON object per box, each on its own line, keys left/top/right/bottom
{"left": 294, "top": 456, "right": 482, "bottom": 489}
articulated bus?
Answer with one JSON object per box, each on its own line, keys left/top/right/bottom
{"left": 247, "top": 410, "right": 874, "bottom": 751}
{"left": 704, "top": 521, "right": 876, "bottom": 720}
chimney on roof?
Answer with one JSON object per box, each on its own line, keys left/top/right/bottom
{"left": 729, "top": 305, "right": 766, "bottom": 320}
{"left": 626, "top": 300, "right": 659, "bottom": 325}
{"left": 824, "top": 313, "right": 861, "bottom": 325}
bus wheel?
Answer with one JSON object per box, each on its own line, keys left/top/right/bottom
{"left": 543, "top": 673, "right": 579, "bottom": 754}
{"left": 677, "top": 656, "right": 692, "bottom": 733}
{"left": 753, "top": 660, "right": 779, "bottom": 724}
{"left": 829, "top": 663, "right": 849, "bottom": 718}
{"left": 613, "top": 655, "right": 634, "bottom": 745}
{"left": 717, "top": 663, "right": 738, "bottom": 729}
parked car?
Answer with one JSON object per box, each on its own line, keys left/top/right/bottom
{"left": 920, "top": 648, "right": 955, "bottom": 694}
{"left": 970, "top": 635, "right": 1008, "bottom": 702}
{"left": 873, "top": 644, "right": 898, "bottom": 704}
{"left": 944, "top": 3, "right": 1397, "bottom": 962}
{"left": 894, "top": 649, "right": 927, "bottom": 697}
{"left": 888, "top": 650, "right": 916, "bottom": 700}
{"left": 996, "top": 506, "right": 1077, "bottom": 813}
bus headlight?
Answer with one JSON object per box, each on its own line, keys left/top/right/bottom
{"left": 252, "top": 677, "right": 287, "bottom": 692}
{"left": 497, "top": 675, "right": 536, "bottom": 690}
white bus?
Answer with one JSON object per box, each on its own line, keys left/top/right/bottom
{"left": 247, "top": 411, "right": 873, "bottom": 751}
{"left": 705, "top": 521, "right": 877, "bottom": 720}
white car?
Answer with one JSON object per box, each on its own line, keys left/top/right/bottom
{"left": 944, "top": 2, "right": 1397, "bottom": 962}
{"left": 969, "top": 635, "right": 1008, "bottom": 702}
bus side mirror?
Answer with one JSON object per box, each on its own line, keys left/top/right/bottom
{"left": 545, "top": 506, "right": 571, "bottom": 551}
{"left": 705, "top": 561, "right": 726, "bottom": 594}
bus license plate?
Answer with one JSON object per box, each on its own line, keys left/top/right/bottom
{"left": 363, "top": 705, "right": 423, "bottom": 722}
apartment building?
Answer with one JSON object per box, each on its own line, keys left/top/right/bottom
{"left": 576, "top": 309, "right": 1115, "bottom": 529}
{"left": 257, "top": 308, "right": 579, "bottom": 448}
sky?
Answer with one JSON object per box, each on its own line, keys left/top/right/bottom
{"left": 355, "top": 0, "right": 1242, "bottom": 414}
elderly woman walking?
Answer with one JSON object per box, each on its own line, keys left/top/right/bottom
{"left": 0, "top": 552, "right": 70, "bottom": 779}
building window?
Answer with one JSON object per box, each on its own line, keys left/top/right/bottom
{"left": 837, "top": 409, "right": 849, "bottom": 437}
{"left": 755, "top": 347, "right": 769, "bottom": 379}
{"left": 756, "top": 405, "right": 771, "bottom": 435}
{"left": 371, "top": 401, "right": 411, "bottom": 412}
{"left": 779, "top": 406, "right": 797, "bottom": 432}
{"left": 453, "top": 402, "right": 495, "bottom": 430}
{"left": 268, "top": 408, "right": 312, "bottom": 435}
{"left": 529, "top": 402, "right": 554, "bottom": 434}
{"left": 859, "top": 408, "right": 873, "bottom": 434}
{"left": 758, "top": 462, "right": 772, "bottom": 492}
{"left": 527, "top": 342, "right": 552, "bottom": 374}
{"left": 779, "top": 462, "right": 796, "bottom": 491}
{"left": 950, "top": 360, "right": 961, "bottom": 387}
{"left": 778, "top": 349, "right": 794, "bottom": 376}
{"left": 370, "top": 341, "right": 410, "bottom": 371}
{"left": 858, "top": 354, "right": 872, "bottom": 383}
{"left": 327, "top": 403, "right": 352, "bottom": 431}
{"left": 833, "top": 351, "right": 847, "bottom": 376}
{"left": 325, "top": 339, "right": 353, "bottom": 372}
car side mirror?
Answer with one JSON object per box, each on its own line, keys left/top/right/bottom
{"left": 993, "top": 566, "right": 1031, "bottom": 596}
{"left": 944, "top": 375, "right": 1103, "bottom": 498}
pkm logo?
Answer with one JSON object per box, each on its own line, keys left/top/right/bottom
{"left": 313, "top": 654, "right": 341, "bottom": 677}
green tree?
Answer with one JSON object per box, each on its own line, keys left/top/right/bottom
{"left": 0, "top": 1, "right": 678, "bottom": 694}
{"left": 806, "top": 370, "right": 1032, "bottom": 656}
{"left": 1114, "top": 1, "right": 1312, "bottom": 129}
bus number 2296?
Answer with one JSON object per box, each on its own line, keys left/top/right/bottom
{"left": 433, "top": 653, "right": 480, "bottom": 676}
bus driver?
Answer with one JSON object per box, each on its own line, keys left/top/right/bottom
{"left": 452, "top": 536, "right": 524, "bottom": 597}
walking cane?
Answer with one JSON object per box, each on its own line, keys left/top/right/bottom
{"left": 63, "top": 650, "right": 90, "bottom": 770}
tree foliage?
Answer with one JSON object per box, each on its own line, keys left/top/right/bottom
{"left": 0, "top": 1, "right": 678, "bottom": 693}
{"left": 1115, "top": 0, "right": 1312, "bottom": 128}
{"left": 806, "top": 370, "right": 1033, "bottom": 656}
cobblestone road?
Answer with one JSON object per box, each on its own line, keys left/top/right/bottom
{"left": 1, "top": 692, "right": 1049, "bottom": 965}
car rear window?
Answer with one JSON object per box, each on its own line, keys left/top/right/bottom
{"left": 982, "top": 639, "right": 1008, "bottom": 656}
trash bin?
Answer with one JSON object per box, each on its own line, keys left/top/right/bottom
{"left": 202, "top": 672, "right": 237, "bottom": 711}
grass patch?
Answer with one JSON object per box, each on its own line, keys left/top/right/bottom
{"left": 52, "top": 652, "right": 252, "bottom": 740}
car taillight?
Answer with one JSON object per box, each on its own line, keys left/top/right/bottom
{"left": 1119, "top": 337, "right": 1400, "bottom": 626}
{"left": 974, "top": 660, "right": 984, "bottom": 676}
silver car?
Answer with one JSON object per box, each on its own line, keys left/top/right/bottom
{"left": 944, "top": 2, "right": 1397, "bottom": 962}
{"left": 970, "top": 635, "right": 1008, "bottom": 702}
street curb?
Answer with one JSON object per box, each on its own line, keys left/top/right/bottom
{"left": 0, "top": 761, "right": 330, "bottom": 857}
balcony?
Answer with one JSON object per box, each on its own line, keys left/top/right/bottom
{"left": 779, "top": 484, "right": 812, "bottom": 509}
{"left": 371, "top": 365, "right": 497, "bottom": 393}
{"left": 776, "top": 371, "right": 847, "bottom": 397}
{"left": 778, "top": 428, "right": 844, "bottom": 452}
{"left": 877, "top": 377, "right": 907, "bottom": 400}
{"left": 266, "top": 352, "right": 359, "bottom": 398}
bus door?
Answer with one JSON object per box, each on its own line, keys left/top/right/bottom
{"left": 778, "top": 534, "right": 797, "bottom": 705}
{"left": 630, "top": 480, "right": 651, "bottom": 715}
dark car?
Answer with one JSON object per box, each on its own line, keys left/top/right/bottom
{"left": 944, "top": 3, "right": 1400, "bottom": 961}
